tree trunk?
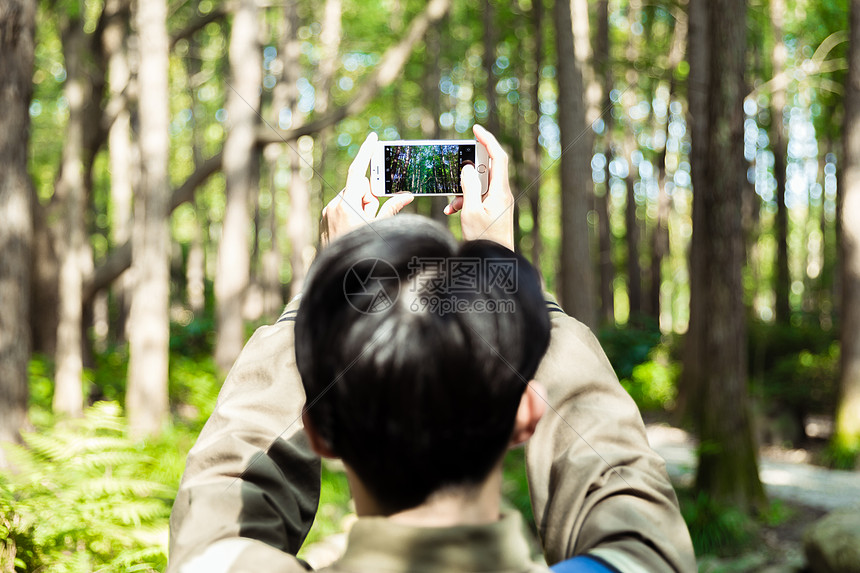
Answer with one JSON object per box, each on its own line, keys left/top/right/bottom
{"left": 0, "top": 0, "right": 36, "bottom": 462}
{"left": 771, "top": 0, "right": 791, "bottom": 324}
{"left": 525, "top": 0, "right": 543, "bottom": 269}
{"left": 423, "top": 17, "right": 447, "bottom": 223}
{"left": 621, "top": 2, "right": 642, "bottom": 320}
{"left": 483, "top": 0, "right": 500, "bottom": 137}
{"left": 316, "top": 0, "right": 341, "bottom": 113}
{"left": 187, "top": 221, "right": 206, "bottom": 315}
{"left": 214, "top": 0, "right": 262, "bottom": 371}
{"left": 676, "top": 0, "right": 709, "bottom": 425}
{"left": 260, "top": 6, "right": 290, "bottom": 317}
{"left": 555, "top": 0, "right": 596, "bottom": 328}
{"left": 647, "top": 6, "right": 686, "bottom": 323}
{"left": 186, "top": 38, "right": 208, "bottom": 316}
{"left": 104, "top": 0, "right": 133, "bottom": 343}
{"left": 313, "top": 0, "right": 342, "bottom": 225}
{"left": 31, "top": 200, "right": 59, "bottom": 356}
{"left": 595, "top": 0, "right": 614, "bottom": 325}
{"left": 624, "top": 135, "right": 642, "bottom": 318}
{"left": 281, "top": 0, "right": 312, "bottom": 301}
{"left": 651, "top": 103, "right": 671, "bottom": 323}
{"left": 53, "top": 20, "right": 89, "bottom": 418}
{"left": 833, "top": 0, "right": 860, "bottom": 464}
{"left": 571, "top": 0, "right": 599, "bottom": 127}
{"left": 127, "top": 0, "right": 170, "bottom": 435}
{"left": 693, "top": 0, "right": 766, "bottom": 511}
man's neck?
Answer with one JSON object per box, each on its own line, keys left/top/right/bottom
{"left": 346, "top": 466, "right": 503, "bottom": 527}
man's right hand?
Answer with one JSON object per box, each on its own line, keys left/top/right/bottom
{"left": 444, "top": 124, "right": 515, "bottom": 251}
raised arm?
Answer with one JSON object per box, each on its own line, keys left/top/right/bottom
{"left": 168, "top": 300, "right": 319, "bottom": 572}
{"left": 450, "top": 125, "right": 695, "bottom": 572}
{"left": 169, "top": 132, "right": 413, "bottom": 572}
{"left": 526, "top": 296, "right": 696, "bottom": 572}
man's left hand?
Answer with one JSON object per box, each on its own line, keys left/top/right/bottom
{"left": 320, "top": 132, "right": 414, "bottom": 246}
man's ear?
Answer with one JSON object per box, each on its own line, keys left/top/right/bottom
{"left": 302, "top": 413, "right": 338, "bottom": 458}
{"left": 509, "top": 381, "right": 546, "bottom": 447}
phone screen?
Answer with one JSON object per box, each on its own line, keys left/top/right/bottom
{"left": 384, "top": 143, "right": 476, "bottom": 195}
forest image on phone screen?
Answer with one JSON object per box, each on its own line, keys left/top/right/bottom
{"left": 385, "top": 144, "right": 476, "bottom": 194}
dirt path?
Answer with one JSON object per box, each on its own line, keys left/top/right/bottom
{"left": 646, "top": 423, "right": 860, "bottom": 511}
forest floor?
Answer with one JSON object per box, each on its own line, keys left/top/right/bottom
{"left": 647, "top": 422, "right": 860, "bottom": 572}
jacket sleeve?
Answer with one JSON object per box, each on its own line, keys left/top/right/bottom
{"left": 168, "top": 298, "right": 320, "bottom": 573}
{"left": 526, "top": 295, "right": 696, "bottom": 573}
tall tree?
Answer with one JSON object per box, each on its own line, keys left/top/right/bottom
{"left": 622, "top": 1, "right": 642, "bottom": 318}
{"left": 555, "top": 0, "right": 596, "bottom": 328}
{"left": 0, "top": 0, "right": 36, "bottom": 462}
{"left": 284, "top": 0, "right": 312, "bottom": 300}
{"left": 771, "top": 0, "right": 791, "bottom": 324}
{"left": 594, "top": 0, "right": 614, "bottom": 325}
{"left": 214, "top": 0, "right": 262, "bottom": 371}
{"left": 692, "top": 0, "right": 766, "bottom": 510}
{"left": 833, "top": 0, "right": 860, "bottom": 465}
{"left": 312, "top": 0, "right": 342, "bottom": 220}
{"left": 649, "top": 6, "right": 686, "bottom": 322}
{"left": 623, "top": 135, "right": 642, "bottom": 316}
{"left": 127, "top": 0, "right": 170, "bottom": 434}
{"left": 422, "top": 16, "right": 448, "bottom": 224}
{"left": 483, "top": 0, "right": 500, "bottom": 137}
{"left": 524, "top": 0, "right": 544, "bottom": 269}
{"left": 104, "top": 0, "right": 133, "bottom": 342}
{"left": 676, "top": 0, "right": 709, "bottom": 424}
{"left": 53, "top": 19, "right": 89, "bottom": 418}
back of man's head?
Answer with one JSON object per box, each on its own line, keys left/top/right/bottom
{"left": 294, "top": 215, "right": 551, "bottom": 513}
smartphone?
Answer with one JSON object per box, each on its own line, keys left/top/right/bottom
{"left": 370, "top": 139, "right": 490, "bottom": 196}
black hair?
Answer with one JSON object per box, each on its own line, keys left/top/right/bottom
{"left": 294, "top": 215, "right": 550, "bottom": 513}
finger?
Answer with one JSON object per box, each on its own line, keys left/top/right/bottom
{"left": 377, "top": 193, "right": 414, "bottom": 218}
{"left": 444, "top": 196, "right": 464, "bottom": 215}
{"left": 345, "top": 132, "right": 379, "bottom": 199}
{"left": 473, "top": 124, "right": 508, "bottom": 166}
{"left": 460, "top": 164, "right": 483, "bottom": 213}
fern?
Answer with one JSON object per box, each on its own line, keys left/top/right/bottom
{"left": 0, "top": 401, "right": 171, "bottom": 573}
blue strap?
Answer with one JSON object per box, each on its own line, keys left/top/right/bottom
{"left": 550, "top": 555, "right": 619, "bottom": 573}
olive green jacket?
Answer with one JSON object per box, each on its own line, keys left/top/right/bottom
{"left": 168, "top": 295, "right": 696, "bottom": 573}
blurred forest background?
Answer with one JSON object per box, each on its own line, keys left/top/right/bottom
{"left": 1, "top": 0, "right": 859, "bottom": 570}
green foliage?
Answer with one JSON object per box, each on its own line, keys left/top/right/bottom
{"left": 166, "top": 354, "right": 221, "bottom": 427}
{"left": 761, "top": 343, "right": 839, "bottom": 416}
{"left": 598, "top": 319, "right": 678, "bottom": 411}
{"left": 170, "top": 313, "right": 216, "bottom": 357}
{"left": 297, "top": 462, "right": 353, "bottom": 553}
{"left": 27, "top": 354, "right": 55, "bottom": 423}
{"left": 501, "top": 447, "right": 534, "bottom": 530}
{"left": 597, "top": 318, "right": 662, "bottom": 381}
{"left": 748, "top": 320, "right": 839, "bottom": 423}
{"left": 678, "top": 490, "right": 756, "bottom": 557}
{"left": 89, "top": 346, "right": 131, "bottom": 403}
{"left": 824, "top": 433, "right": 860, "bottom": 470}
{"left": 748, "top": 319, "right": 835, "bottom": 377}
{"left": 620, "top": 351, "right": 678, "bottom": 412}
{"left": 0, "top": 402, "right": 172, "bottom": 572}
{"left": 759, "top": 499, "right": 795, "bottom": 528}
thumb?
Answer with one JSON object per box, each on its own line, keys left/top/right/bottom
{"left": 377, "top": 193, "right": 414, "bottom": 218}
{"left": 460, "top": 164, "right": 482, "bottom": 212}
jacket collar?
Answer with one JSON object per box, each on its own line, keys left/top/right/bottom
{"left": 334, "top": 512, "right": 538, "bottom": 573}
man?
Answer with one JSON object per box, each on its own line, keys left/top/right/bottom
{"left": 168, "top": 125, "right": 696, "bottom": 572}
